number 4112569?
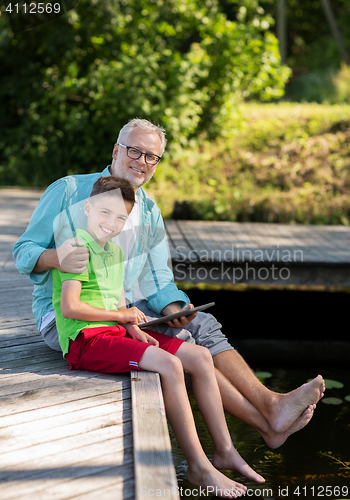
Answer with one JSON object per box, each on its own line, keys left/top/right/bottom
{"left": 6, "top": 3, "right": 61, "bottom": 14}
{"left": 293, "top": 485, "right": 348, "bottom": 497}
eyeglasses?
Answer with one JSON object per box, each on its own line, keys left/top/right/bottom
{"left": 117, "top": 143, "right": 161, "bottom": 166}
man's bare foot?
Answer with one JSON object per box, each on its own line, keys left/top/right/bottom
{"left": 187, "top": 464, "right": 247, "bottom": 498}
{"left": 212, "top": 444, "right": 265, "bottom": 484}
{"left": 269, "top": 375, "right": 324, "bottom": 434}
{"left": 263, "top": 404, "right": 316, "bottom": 449}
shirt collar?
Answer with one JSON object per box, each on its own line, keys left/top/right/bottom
{"left": 103, "top": 165, "right": 112, "bottom": 176}
{"left": 75, "top": 228, "right": 112, "bottom": 255}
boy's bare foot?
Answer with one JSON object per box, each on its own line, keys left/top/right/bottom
{"left": 263, "top": 404, "right": 316, "bottom": 449}
{"left": 187, "top": 464, "right": 247, "bottom": 498}
{"left": 212, "top": 444, "right": 265, "bottom": 484}
{"left": 269, "top": 375, "right": 324, "bottom": 434}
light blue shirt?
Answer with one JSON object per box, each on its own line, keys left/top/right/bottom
{"left": 13, "top": 166, "right": 190, "bottom": 330}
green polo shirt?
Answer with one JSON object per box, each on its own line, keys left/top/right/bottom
{"left": 52, "top": 229, "right": 125, "bottom": 357}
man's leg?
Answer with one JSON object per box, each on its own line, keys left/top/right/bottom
{"left": 215, "top": 364, "right": 316, "bottom": 448}
{"left": 135, "top": 301, "right": 324, "bottom": 440}
{"left": 213, "top": 349, "right": 324, "bottom": 434}
{"left": 172, "top": 308, "right": 325, "bottom": 434}
{"left": 40, "top": 319, "right": 61, "bottom": 351}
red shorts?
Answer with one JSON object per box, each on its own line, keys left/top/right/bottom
{"left": 65, "top": 325, "right": 185, "bottom": 373}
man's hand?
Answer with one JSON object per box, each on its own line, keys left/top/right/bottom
{"left": 126, "top": 325, "right": 159, "bottom": 346}
{"left": 57, "top": 238, "right": 89, "bottom": 273}
{"left": 162, "top": 303, "right": 197, "bottom": 328}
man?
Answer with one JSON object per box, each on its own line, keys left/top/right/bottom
{"left": 14, "top": 118, "right": 324, "bottom": 448}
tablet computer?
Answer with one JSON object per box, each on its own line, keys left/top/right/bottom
{"left": 138, "top": 302, "right": 215, "bottom": 329}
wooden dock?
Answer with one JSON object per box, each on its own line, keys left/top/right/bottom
{"left": 1, "top": 186, "right": 350, "bottom": 498}
{"left": 0, "top": 188, "right": 179, "bottom": 500}
{"left": 166, "top": 220, "right": 350, "bottom": 286}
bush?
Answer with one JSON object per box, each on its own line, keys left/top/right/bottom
{"left": 0, "top": 0, "right": 290, "bottom": 187}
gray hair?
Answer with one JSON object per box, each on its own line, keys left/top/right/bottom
{"left": 117, "top": 118, "right": 167, "bottom": 155}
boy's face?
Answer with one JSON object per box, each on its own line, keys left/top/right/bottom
{"left": 84, "top": 193, "right": 133, "bottom": 247}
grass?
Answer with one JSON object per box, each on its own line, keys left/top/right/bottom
{"left": 148, "top": 102, "right": 350, "bottom": 225}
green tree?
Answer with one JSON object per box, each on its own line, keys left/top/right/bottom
{"left": 0, "top": 0, "right": 290, "bottom": 186}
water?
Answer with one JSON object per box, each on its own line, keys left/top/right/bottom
{"left": 170, "top": 366, "right": 350, "bottom": 499}
{"left": 168, "top": 286, "right": 350, "bottom": 498}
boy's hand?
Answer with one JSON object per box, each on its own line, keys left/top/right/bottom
{"left": 117, "top": 307, "right": 147, "bottom": 325}
{"left": 57, "top": 238, "right": 89, "bottom": 273}
{"left": 126, "top": 325, "right": 159, "bottom": 346}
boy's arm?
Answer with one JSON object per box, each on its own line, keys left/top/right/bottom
{"left": 115, "top": 288, "right": 127, "bottom": 310}
{"left": 124, "top": 324, "right": 159, "bottom": 346}
{"left": 60, "top": 279, "right": 147, "bottom": 324}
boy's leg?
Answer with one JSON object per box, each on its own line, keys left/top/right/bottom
{"left": 173, "top": 341, "right": 264, "bottom": 484}
{"left": 138, "top": 344, "right": 248, "bottom": 497}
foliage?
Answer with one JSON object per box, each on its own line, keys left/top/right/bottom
{"left": 284, "top": 69, "right": 338, "bottom": 104}
{"left": 147, "top": 102, "right": 350, "bottom": 225}
{"left": 258, "top": 0, "right": 350, "bottom": 70}
{"left": 253, "top": 0, "right": 350, "bottom": 103}
{"left": 285, "top": 65, "right": 350, "bottom": 105}
{"left": 333, "top": 64, "right": 350, "bottom": 104}
{"left": 0, "top": 0, "right": 289, "bottom": 186}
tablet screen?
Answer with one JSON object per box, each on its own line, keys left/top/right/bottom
{"left": 138, "top": 302, "right": 215, "bottom": 329}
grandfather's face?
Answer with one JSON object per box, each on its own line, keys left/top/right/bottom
{"left": 110, "top": 127, "right": 162, "bottom": 191}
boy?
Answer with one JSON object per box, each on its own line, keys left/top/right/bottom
{"left": 52, "top": 176, "right": 265, "bottom": 497}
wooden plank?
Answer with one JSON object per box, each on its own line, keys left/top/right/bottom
{"left": 164, "top": 219, "right": 194, "bottom": 261}
{"left": 266, "top": 223, "right": 333, "bottom": 262}
{"left": 0, "top": 389, "right": 130, "bottom": 429}
{"left": 0, "top": 411, "right": 132, "bottom": 469}
{"left": 0, "top": 320, "right": 37, "bottom": 331}
{"left": 1, "top": 404, "right": 132, "bottom": 455}
{"left": 0, "top": 453, "right": 134, "bottom": 500}
{"left": 172, "top": 220, "right": 350, "bottom": 268}
{"left": 194, "top": 221, "right": 237, "bottom": 260}
{"left": 0, "top": 377, "right": 130, "bottom": 417}
{"left": 0, "top": 443, "right": 134, "bottom": 486}
{"left": 0, "top": 367, "right": 129, "bottom": 392}
{"left": 70, "top": 480, "right": 135, "bottom": 500}
{"left": 174, "top": 221, "right": 203, "bottom": 258}
{"left": 0, "top": 335, "right": 42, "bottom": 348}
{"left": 131, "top": 370, "right": 180, "bottom": 500}
{"left": 0, "top": 357, "right": 67, "bottom": 374}
{"left": 0, "top": 343, "right": 63, "bottom": 362}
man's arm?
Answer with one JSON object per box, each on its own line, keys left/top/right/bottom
{"left": 33, "top": 249, "right": 60, "bottom": 273}
{"left": 14, "top": 179, "right": 90, "bottom": 280}
{"left": 34, "top": 239, "right": 89, "bottom": 274}
{"left": 13, "top": 179, "right": 66, "bottom": 283}
{"left": 161, "top": 302, "right": 197, "bottom": 328}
